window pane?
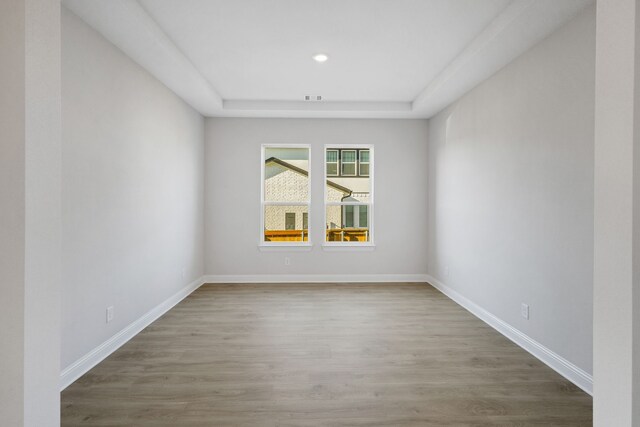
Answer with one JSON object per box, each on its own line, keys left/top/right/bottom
{"left": 360, "top": 150, "right": 369, "bottom": 163}
{"left": 359, "top": 205, "right": 368, "bottom": 227}
{"left": 342, "top": 151, "right": 356, "bottom": 162}
{"left": 264, "top": 147, "right": 309, "bottom": 202}
{"left": 342, "top": 163, "right": 356, "bottom": 176}
{"left": 344, "top": 205, "right": 354, "bottom": 227}
{"left": 285, "top": 212, "right": 296, "bottom": 230}
{"left": 302, "top": 212, "right": 308, "bottom": 230}
{"left": 326, "top": 206, "right": 370, "bottom": 242}
{"left": 327, "top": 163, "right": 338, "bottom": 176}
{"left": 264, "top": 205, "right": 308, "bottom": 242}
{"left": 326, "top": 150, "right": 338, "bottom": 162}
{"left": 359, "top": 164, "right": 369, "bottom": 176}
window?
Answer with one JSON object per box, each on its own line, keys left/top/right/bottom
{"left": 326, "top": 150, "right": 338, "bottom": 176}
{"left": 344, "top": 205, "right": 354, "bottom": 227}
{"left": 359, "top": 150, "right": 370, "bottom": 176}
{"left": 325, "top": 145, "right": 373, "bottom": 245}
{"left": 358, "top": 205, "right": 368, "bottom": 227}
{"left": 326, "top": 149, "right": 370, "bottom": 177}
{"left": 261, "top": 145, "right": 310, "bottom": 245}
{"left": 342, "top": 205, "right": 368, "bottom": 228}
{"left": 341, "top": 150, "right": 357, "bottom": 176}
{"left": 285, "top": 213, "right": 296, "bottom": 230}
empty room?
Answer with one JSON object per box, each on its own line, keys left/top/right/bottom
{"left": 2, "top": 0, "right": 639, "bottom": 425}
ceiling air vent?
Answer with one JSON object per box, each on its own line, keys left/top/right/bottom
{"left": 304, "top": 95, "right": 322, "bottom": 101}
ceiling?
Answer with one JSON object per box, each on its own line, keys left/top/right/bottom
{"left": 138, "top": 0, "right": 510, "bottom": 102}
{"left": 62, "top": 0, "right": 593, "bottom": 119}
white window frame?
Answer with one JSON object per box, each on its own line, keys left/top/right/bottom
{"left": 340, "top": 149, "right": 357, "bottom": 176}
{"left": 260, "top": 144, "right": 312, "bottom": 248}
{"left": 359, "top": 149, "right": 370, "bottom": 177}
{"left": 326, "top": 149, "right": 339, "bottom": 177}
{"left": 323, "top": 144, "right": 374, "bottom": 248}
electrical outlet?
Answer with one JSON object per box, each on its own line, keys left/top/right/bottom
{"left": 521, "top": 303, "right": 529, "bottom": 320}
{"left": 284, "top": 257, "right": 291, "bottom": 266}
{"left": 106, "top": 306, "right": 114, "bottom": 323}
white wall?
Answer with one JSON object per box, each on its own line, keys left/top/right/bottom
{"left": 61, "top": 9, "right": 205, "bottom": 371}
{"left": 0, "top": 3, "right": 27, "bottom": 423}
{"left": 427, "top": 5, "right": 595, "bottom": 376}
{"left": 593, "top": 0, "right": 640, "bottom": 424}
{"left": 204, "top": 118, "right": 428, "bottom": 278}
{"left": 1, "top": 0, "right": 62, "bottom": 425}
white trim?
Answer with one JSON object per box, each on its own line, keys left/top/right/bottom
{"left": 262, "top": 201, "right": 308, "bottom": 207}
{"left": 223, "top": 100, "right": 412, "bottom": 114}
{"left": 321, "top": 244, "right": 375, "bottom": 252}
{"left": 204, "top": 274, "right": 428, "bottom": 284}
{"left": 59, "top": 276, "right": 206, "bottom": 391}
{"left": 326, "top": 201, "right": 372, "bottom": 206}
{"left": 59, "top": 272, "right": 593, "bottom": 396}
{"left": 322, "top": 242, "right": 375, "bottom": 247}
{"left": 425, "top": 274, "right": 593, "bottom": 395}
{"left": 258, "top": 243, "right": 313, "bottom": 251}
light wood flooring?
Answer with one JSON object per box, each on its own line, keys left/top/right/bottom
{"left": 61, "top": 283, "right": 592, "bottom": 426}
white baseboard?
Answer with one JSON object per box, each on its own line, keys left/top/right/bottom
{"left": 59, "top": 276, "right": 206, "bottom": 391}
{"left": 60, "top": 273, "right": 591, "bottom": 396}
{"left": 203, "top": 274, "right": 430, "bottom": 283}
{"left": 425, "top": 274, "right": 593, "bottom": 395}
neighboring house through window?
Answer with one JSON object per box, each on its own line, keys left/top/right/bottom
{"left": 359, "top": 150, "right": 370, "bottom": 176}
{"left": 341, "top": 150, "right": 357, "bottom": 176}
{"left": 261, "top": 145, "right": 310, "bottom": 245}
{"left": 261, "top": 145, "right": 373, "bottom": 246}
{"left": 325, "top": 145, "right": 373, "bottom": 245}
{"left": 325, "top": 148, "right": 370, "bottom": 178}
{"left": 285, "top": 213, "right": 296, "bottom": 230}
{"left": 326, "top": 150, "right": 339, "bottom": 176}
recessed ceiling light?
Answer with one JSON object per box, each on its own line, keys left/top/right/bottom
{"left": 313, "top": 53, "right": 329, "bottom": 63}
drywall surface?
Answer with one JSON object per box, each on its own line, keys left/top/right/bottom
{"left": 1, "top": 0, "right": 62, "bottom": 424}
{"left": 204, "top": 118, "right": 428, "bottom": 277}
{"left": 24, "top": 0, "right": 63, "bottom": 423}
{"left": 0, "top": 2, "right": 26, "bottom": 423}
{"left": 61, "top": 8, "right": 204, "bottom": 370}
{"left": 593, "top": 0, "right": 640, "bottom": 424}
{"left": 427, "top": 6, "right": 595, "bottom": 374}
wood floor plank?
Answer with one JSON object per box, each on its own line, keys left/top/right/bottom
{"left": 61, "top": 283, "right": 592, "bottom": 426}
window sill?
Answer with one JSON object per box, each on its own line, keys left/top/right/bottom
{"left": 321, "top": 243, "right": 376, "bottom": 252}
{"left": 259, "top": 243, "right": 313, "bottom": 252}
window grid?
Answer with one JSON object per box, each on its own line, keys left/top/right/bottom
{"left": 359, "top": 149, "right": 370, "bottom": 177}
{"left": 326, "top": 149, "right": 339, "bottom": 176}
{"left": 341, "top": 150, "right": 357, "bottom": 176}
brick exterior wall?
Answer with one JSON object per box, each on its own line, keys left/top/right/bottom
{"left": 264, "top": 161, "right": 366, "bottom": 230}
